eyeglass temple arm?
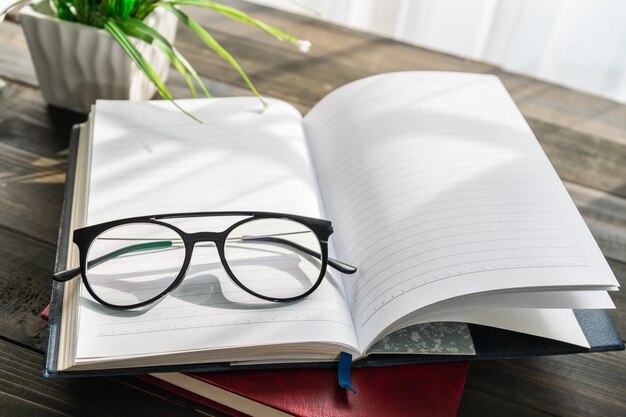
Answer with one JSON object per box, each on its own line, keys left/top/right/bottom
{"left": 52, "top": 241, "right": 173, "bottom": 282}
{"left": 241, "top": 236, "right": 357, "bottom": 274}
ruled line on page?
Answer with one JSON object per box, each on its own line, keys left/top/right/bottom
{"left": 98, "top": 303, "right": 356, "bottom": 337}
{"left": 359, "top": 263, "right": 590, "bottom": 326}
{"left": 355, "top": 250, "right": 585, "bottom": 306}
{"left": 356, "top": 238, "right": 577, "bottom": 282}
{"left": 100, "top": 318, "right": 356, "bottom": 337}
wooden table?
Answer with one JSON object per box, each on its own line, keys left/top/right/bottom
{"left": 1, "top": 1, "right": 624, "bottom": 415}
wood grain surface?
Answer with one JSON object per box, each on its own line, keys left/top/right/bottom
{"left": 1, "top": 1, "right": 624, "bottom": 415}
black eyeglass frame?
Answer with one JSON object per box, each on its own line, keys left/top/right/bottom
{"left": 53, "top": 211, "right": 357, "bottom": 309}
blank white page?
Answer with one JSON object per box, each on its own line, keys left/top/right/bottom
{"left": 304, "top": 72, "right": 619, "bottom": 348}
{"left": 75, "top": 98, "right": 357, "bottom": 361}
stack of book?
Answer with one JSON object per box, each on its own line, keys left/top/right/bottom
{"left": 45, "top": 72, "right": 622, "bottom": 416}
{"left": 40, "top": 304, "right": 469, "bottom": 416}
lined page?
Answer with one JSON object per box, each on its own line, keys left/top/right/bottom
{"left": 74, "top": 98, "right": 357, "bottom": 361}
{"left": 304, "top": 72, "right": 619, "bottom": 349}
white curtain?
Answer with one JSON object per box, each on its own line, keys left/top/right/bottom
{"left": 250, "top": 0, "right": 626, "bottom": 103}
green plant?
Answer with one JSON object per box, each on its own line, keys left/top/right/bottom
{"left": 48, "top": 0, "right": 310, "bottom": 120}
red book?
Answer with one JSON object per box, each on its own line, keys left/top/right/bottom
{"left": 141, "top": 362, "right": 469, "bottom": 417}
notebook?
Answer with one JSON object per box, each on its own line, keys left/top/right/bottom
{"left": 45, "top": 71, "right": 622, "bottom": 377}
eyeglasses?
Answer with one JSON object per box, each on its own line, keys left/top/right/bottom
{"left": 53, "top": 211, "right": 357, "bottom": 309}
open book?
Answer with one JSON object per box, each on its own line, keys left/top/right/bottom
{"left": 49, "top": 72, "right": 620, "bottom": 374}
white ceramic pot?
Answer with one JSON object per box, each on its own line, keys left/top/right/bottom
{"left": 20, "top": 2, "right": 177, "bottom": 113}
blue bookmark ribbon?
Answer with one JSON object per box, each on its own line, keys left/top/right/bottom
{"left": 338, "top": 352, "right": 356, "bottom": 393}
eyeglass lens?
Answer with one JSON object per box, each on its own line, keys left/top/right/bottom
{"left": 224, "top": 218, "right": 323, "bottom": 300}
{"left": 86, "top": 223, "right": 185, "bottom": 307}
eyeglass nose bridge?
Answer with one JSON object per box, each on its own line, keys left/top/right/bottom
{"left": 186, "top": 231, "right": 226, "bottom": 245}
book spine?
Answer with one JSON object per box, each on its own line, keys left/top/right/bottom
{"left": 44, "top": 125, "right": 81, "bottom": 378}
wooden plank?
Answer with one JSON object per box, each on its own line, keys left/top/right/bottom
{"left": 0, "top": 228, "right": 56, "bottom": 350}
{"left": 508, "top": 72, "right": 626, "bottom": 147}
{"left": 0, "top": 20, "right": 37, "bottom": 86}
{"left": 184, "top": 1, "right": 496, "bottom": 73}
{"left": 0, "top": 338, "right": 217, "bottom": 417}
{"left": 530, "top": 118, "right": 626, "bottom": 199}
{"left": 0, "top": 80, "right": 85, "bottom": 156}
{"left": 566, "top": 181, "right": 626, "bottom": 264}
{"left": 461, "top": 352, "right": 626, "bottom": 417}
{"left": 459, "top": 386, "right": 553, "bottom": 417}
{"left": 573, "top": 105, "right": 626, "bottom": 146}
{"left": 0, "top": 142, "right": 66, "bottom": 245}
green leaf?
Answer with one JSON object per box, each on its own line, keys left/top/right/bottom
{"left": 134, "top": 0, "right": 159, "bottom": 20}
{"left": 116, "top": 17, "right": 211, "bottom": 98}
{"left": 104, "top": 20, "right": 202, "bottom": 123}
{"left": 99, "top": 0, "right": 114, "bottom": 18}
{"left": 119, "top": 24, "right": 197, "bottom": 96}
{"left": 113, "top": 0, "right": 137, "bottom": 18}
{"left": 74, "top": 0, "right": 87, "bottom": 23}
{"left": 157, "top": 0, "right": 299, "bottom": 43}
{"left": 53, "top": 0, "right": 78, "bottom": 21}
{"left": 162, "top": 5, "right": 266, "bottom": 104}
